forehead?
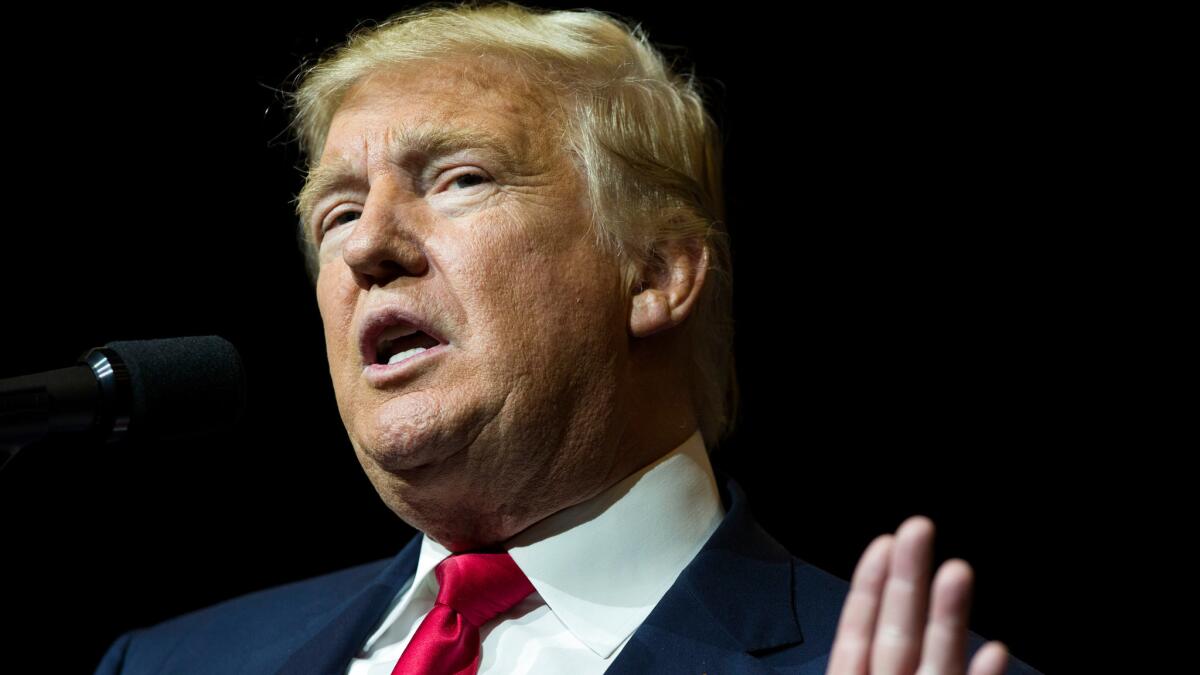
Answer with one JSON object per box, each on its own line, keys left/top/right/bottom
{"left": 322, "top": 56, "right": 558, "bottom": 167}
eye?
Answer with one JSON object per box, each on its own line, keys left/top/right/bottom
{"left": 330, "top": 210, "right": 360, "bottom": 227}
{"left": 442, "top": 169, "right": 490, "bottom": 192}
{"left": 318, "top": 209, "right": 359, "bottom": 240}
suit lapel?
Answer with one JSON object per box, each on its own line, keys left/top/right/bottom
{"left": 274, "top": 534, "right": 422, "bottom": 675}
{"left": 273, "top": 468, "right": 811, "bottom": 675}
{"left": 606, "top": 467, "right": 806, "bottom": 674}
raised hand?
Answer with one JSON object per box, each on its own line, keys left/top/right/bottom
{"left": 825, "top": 516, "right": 1010, "bottom": 675}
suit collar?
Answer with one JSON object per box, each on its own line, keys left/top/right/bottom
{"left": 275, "top": 464, "right": 801, "bottom": 674}
{"left": 606, "top": 464, "right": 804, "bottom": 673}
{"left": 383, "top": 429, "right": 725, "bottom": 660}
{"left": 682, "top": 464, "right": 805, "bottom": 653}
{"left": 275, "top": 534, "right": 422, "bottom": 675}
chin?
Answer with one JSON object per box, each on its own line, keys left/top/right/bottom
{"left": 354, "top": 391, "right": 452, "bottom": 473}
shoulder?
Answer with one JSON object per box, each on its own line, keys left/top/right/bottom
{"left": 95, "top": 556, "right": 397, "bottom": 675}
{"left": 707, "top": 472, "right": 1043, "bottom": 675}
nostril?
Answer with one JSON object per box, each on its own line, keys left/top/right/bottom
{"left": 359, "top": 261, "right": 405, "bottom": 288}
{"left": 349, "top": 243, "right": 428, "bottom": 287}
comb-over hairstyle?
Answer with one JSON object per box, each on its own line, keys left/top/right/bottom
{"left": 288, "top": 1, "right": 737, "bottom": 451}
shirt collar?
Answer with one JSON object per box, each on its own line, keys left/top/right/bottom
{"left": 380, "top": 429, "right": 725, "bottom": 660}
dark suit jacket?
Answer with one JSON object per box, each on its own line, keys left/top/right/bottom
{"left": 95, "top": 467, "right": 1043, "bottom": 674}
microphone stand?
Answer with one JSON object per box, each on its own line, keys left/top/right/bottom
{"left": 0, "top": 386, "right": 49, "bottom": 473}
{"left": 1, "top": 443, "right": 21, "bottom": 472}
{"left": 0, "top": 349, "right": 130, "bottom": 474}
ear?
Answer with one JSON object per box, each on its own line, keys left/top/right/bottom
{"left": 629, "top": 238, "right": 709, "bottom": 338}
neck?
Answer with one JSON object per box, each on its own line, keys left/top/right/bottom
{"left": 602, "top": 330, "right": 702, "bottom": 490}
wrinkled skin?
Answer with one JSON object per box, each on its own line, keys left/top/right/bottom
{"left": 311, "top": 57, "right": 699, "bottom": 552}
{"left": 310, "top": 54, "right": 1011, "bottom": 675}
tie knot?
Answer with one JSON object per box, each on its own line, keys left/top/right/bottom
{"left": 433, "top": 551, "right": 536, "bottom": 627}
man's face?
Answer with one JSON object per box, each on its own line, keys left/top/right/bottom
{"left": 310, "top": 57, "right": 634, "bottom": 550}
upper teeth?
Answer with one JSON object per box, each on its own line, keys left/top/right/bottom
{"left": 376, "top": 324, "right": 419, "bottom": 352}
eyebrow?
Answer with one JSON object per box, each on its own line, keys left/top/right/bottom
{"left": 295, "top": 124, "right": 520, "bottom": 238}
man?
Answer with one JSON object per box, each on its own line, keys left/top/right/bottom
{"left": 97, "top": 4, "right": 1042, "bottom": 674}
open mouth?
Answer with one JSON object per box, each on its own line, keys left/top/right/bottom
{"left": 358, "top": 306, "right": 449, "bottom": 371}
{"left": 374, "top": 326, "right": 443, "bottom": 366}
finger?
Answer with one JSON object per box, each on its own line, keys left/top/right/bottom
{"left": 915, "top": 559, "right": 973, "bottom": 675}
{"left": 826, "top": 534, "right": 894, "bottom": 675}
{"left": 871, "top": 515, "right": 935, "bottom": 675}
{"left": 967, "top": 641, "right": 1009, "bottom": 675}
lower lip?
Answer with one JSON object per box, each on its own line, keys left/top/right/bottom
{"left": 362, "top": 344, "right": 449, "bottom": 387}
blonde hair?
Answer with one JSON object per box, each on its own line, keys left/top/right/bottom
{"left": 288, "top": 1, "right": 738, "bottom": 451}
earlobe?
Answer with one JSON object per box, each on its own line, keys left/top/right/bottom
{"left": 628, "top": 239, "right": 709, "bottom": 338}
{"left": 630, "top": 289, "right": 673, "bottom": 337}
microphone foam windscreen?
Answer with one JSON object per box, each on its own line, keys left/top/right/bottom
{"left": 104, "top": 336, "right": 247, "bottom": 442}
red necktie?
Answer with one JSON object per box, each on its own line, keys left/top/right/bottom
{"left": 390, "top": 551, "right": 536, "bottom": 675}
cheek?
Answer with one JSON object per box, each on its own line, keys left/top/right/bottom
{"left": 317, "top": 266, "right": 353, "bottom": 320}
{"left": 316, "top": 268, "right": 359, "bottom": 370}
{"left": 485, "top": 248, "right": 620, "bottom": 361}
{"left": 436, "top": 232, "right": 542, "bottom": 331}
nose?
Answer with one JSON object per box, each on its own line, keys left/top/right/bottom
{"left": 340, "top": 181, "right": 430, "bottom": 287}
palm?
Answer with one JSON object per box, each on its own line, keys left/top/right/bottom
{"left": 825, "top": 516, "right": 1010, "bottom": 675}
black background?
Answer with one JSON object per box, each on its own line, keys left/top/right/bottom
{"left": 0, "top": 3, "right": 1127, "bottom": 673}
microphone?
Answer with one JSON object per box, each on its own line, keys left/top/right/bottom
{"left": 0, "top": 336, "right": 247, "bottom": 467}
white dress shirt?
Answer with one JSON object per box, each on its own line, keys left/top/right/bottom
{"left": 345, "top": 428, "right": 726, "bottom": 674}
